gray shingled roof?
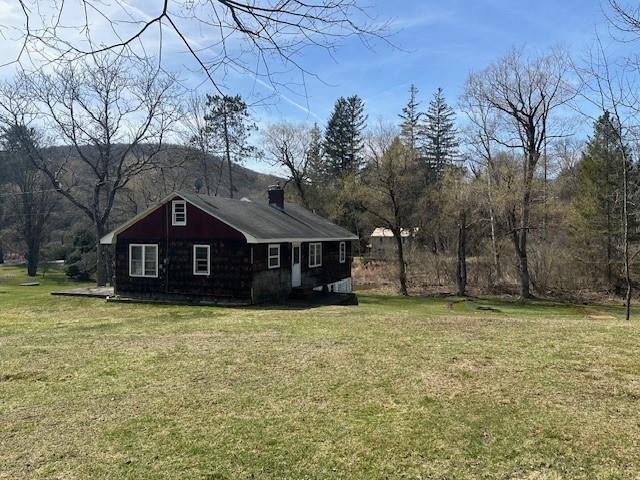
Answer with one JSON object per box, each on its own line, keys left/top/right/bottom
{"left": 179, "top": 192, "right": 358, "bottom": 243}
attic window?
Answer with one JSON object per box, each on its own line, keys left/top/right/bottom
{"left": 339, "top": 241, "right": 346, "bottom": 263}
{"left": 268, "top": 244, "right": 281, "bottom": 269}
{"left": 309, "top": 243, "right": 322, "bottom": 268}
{"left": 172, "top": 200, "right": 186, "bottom": 226}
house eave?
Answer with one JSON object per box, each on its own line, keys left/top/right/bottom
{"left": 99, "top": 192, "right": 360, "bottom": 245}
{"left": 246, "top": 236, "right": 358, "bottom": 244}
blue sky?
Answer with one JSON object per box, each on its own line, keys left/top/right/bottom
{"left": 0, "top": 0, "right": 615, "bottom": 173}
{"left": 190, "top": 0, "right": 607, "bottom": 171}
{"left": 196, "top": 0, "right": 607, "bottom": 125}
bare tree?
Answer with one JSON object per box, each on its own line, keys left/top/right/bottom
{"left": 6, "top": 1, "right": 385, "bottom": 98}
{"left": 0, "top": 55, "right": 181, "bottom": 286}
{"left": 464, "top": 48, "right": 575, "bottom": 299}
{"left": 607, "top": 1, "right": 640, "bottom": 36}
{"left": 575, "top": 34, "right": 640, "bottom": 319}
{"left": 439, "top": 168, "right": 475, "bottom": 297}
{"left": 182, "top": 95, "right": 218, "bottom": 196}
{"left": 460, "top": 93, "right": 503, "bottom": 285}
{"left": 353, "top": 125, "right": 421, "bottom": 296}
{"left": 262, "top": 122, "right": 312, "bottom": 207}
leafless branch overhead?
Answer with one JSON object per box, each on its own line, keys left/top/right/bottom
{"left": 4, "top": 0, "right": 387, "bottom": 94}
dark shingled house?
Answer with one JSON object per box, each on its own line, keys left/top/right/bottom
{"left": 100, "top": 186, "right": 358, "bottom": 304}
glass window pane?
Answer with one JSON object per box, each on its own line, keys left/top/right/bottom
{"left": 144, "top": 246, "right": 157, "bottom": 276}
{"left": 173, "top": 201, "right": 186, "bottom": 224}
{"left": 131, "top": 246, "right": 143, "bottom": 276}
{"left": 194, "top": 246, "right": 209, "bottom": 274}
{"left": 268, "top": 245, "right": 280, "bottom": 268}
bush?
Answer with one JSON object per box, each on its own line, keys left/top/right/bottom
{"left": 43, "top": 242, "right": 74, "bottom": 262}
{"left": 64, "top": 230, "right": 97, "bottom": 281}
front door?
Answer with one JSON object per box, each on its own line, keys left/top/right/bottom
{"left": 291, "top": 242, "right": 301, "bottom": 287}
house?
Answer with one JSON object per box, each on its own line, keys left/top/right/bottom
{"left": 100, "top": 186, "right": 358, "bottom": 304}
{"left": 368, "top": 227, "right": 418, "bottom": 259}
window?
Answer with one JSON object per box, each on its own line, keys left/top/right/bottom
{"left": 193, "top": 245, "right": 210, "bottom": 276}
{"left": 129, "top": 244, "right": 158, "bottom": 278}
{"left": 339, "top": 241, "right": 346, "bottom": 263}
{"left": 268, "top": 244, "right": 280, "bottom": 269}
{"left": 172, "top": 200, "right": 186, "bottom": 226}
{"left": 309, "top": 243, "right": 322, "bottom": 268}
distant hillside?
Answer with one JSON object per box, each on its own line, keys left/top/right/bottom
{"left": 44, "top": 143, "right": 282, "bottom": 203}
{"left": 29, "top": 143, "right": 285, "bottom": 237}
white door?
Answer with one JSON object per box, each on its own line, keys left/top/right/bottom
{"left": 291, "top": 242, "right": 301, "bottom": 287}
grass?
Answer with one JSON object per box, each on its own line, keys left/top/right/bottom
{"left": 1, "top": 265, "right": 640, "bottom": 479}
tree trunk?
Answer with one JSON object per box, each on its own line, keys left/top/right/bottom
{"left": 295, "top": 181, "right": 307, "bottom": 208}
{"left": 223, "top": 112, "right": 234, "bottom": 198}
{"left": 201, "top": 150, "right": 211, "bottom": 195}
{"left": 542, "top": 140, "right": 548, "bottom": 240}
{"left": 517, "top": 232, "right": 531, "bottom": 299}
{"left": 26, "top": 241, "right": 39, "bottom": 277}
{"left": 516, "top": 152, "right": 536, "bottom": 300}
{"left": 607, "top": 203, "right": 613, "bottom": 291}
{"left": 622, "top": 146, "right": 631, "bottom": 320}
{"left": 394, "top": 229, "right": 408, "bottom": 296}
{"left": 95, "top": 224, "right": 107, "bottom": 287}
{"left": 486, "top": 169, "right": 501, "bottom": 285}
{"left": 606, "top": 155, "right": 613, "bottom": 290}
{"left": 0, "top": 243, "right": 4, "bottom": 264}
{"left": 456, "top": 212, "right": 467, "bottom": 296}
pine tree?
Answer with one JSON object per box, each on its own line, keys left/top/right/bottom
{"left": 322, "top": 95, "right": 367, "bottom": 177}
{"left": 398, "top": 84, "right": 423, "bottom": 152}
{"left": 203, "top": 94, "right": 257, "bottom": 198}
{"left": 0, "top": 124, "right": 56, "bottom": 276}
{"left": 422, "top": 87, "right": 459, "bottom": 178}
{"left": 307, "top": 123, "right": 324, "bottom": 180}
{"left": 570, "top": 111, "right": 629, "bottom": 290}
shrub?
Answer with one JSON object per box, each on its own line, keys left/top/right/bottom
{"left": 64, "top": 230, "right": 97, "bottom": 281}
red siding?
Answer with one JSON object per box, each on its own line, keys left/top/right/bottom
{"left": 119, "top": 200, "right": 245, "bottom": 241}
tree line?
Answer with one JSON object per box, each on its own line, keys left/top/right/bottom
{"left": 3, "top": 2, "right": 640, "bottom": 318}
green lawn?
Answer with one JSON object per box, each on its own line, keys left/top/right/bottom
{"left": 1, "top": 265, "right": 640, "bottom": 479}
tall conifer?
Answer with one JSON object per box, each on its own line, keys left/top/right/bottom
{"left": 422, "top": 87, "right": 459, "bottom": 178}
{"left": 322, "top": 95, "right": 367, "bottom": 177}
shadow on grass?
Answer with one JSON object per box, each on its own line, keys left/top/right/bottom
{"left": 357, "top": 292, "right": 633, "bottom": 320}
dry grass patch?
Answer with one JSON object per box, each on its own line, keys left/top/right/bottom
{"left": 1, "top": 266, "right": 640, "bottom": 479}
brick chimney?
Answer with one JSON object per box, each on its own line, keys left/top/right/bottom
{"left": 268, "top": 183, "right": 284, "bottom": 210}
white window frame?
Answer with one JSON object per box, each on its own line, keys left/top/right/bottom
{"left": 193, "top": 244, "right": 211, "bottom": 276}
{"left": 129, "top": 244, "right": 158, "bottom": 278}
{"left": 309, "top": 242, "right": 322, "bottom": 268}
{"left": 172, "top": 200, "right": 187, "bottom": 226}
{"left": 268, "top": 244, "right": 281, "bottom": 269}
{"left": 339, "top": 241, "right": 346, "bottom": 263}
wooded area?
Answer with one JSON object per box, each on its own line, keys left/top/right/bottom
{"left": 2, "top": 1, "right": 640, "bottom": 314}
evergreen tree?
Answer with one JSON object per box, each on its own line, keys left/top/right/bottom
{"left": 422, "top": 87, "right": 459, "bottom": 178}
{"left": 322, "top": 95, "right": 367, "bottom": 177}
{"left": 570, "top": 111, "right": 631, "bottom": 290}
{"left": 398, "top": 84, "right": 423, "bottom": 152}
{"left": 203, "top": 94, "right": 257, "bottom": 198}
{"left": 307, "top": 123, "right": 324, "bottom": 180}
{"left": 0, "top": 124, "right": 57, "bottom": 276}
